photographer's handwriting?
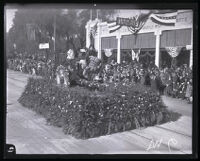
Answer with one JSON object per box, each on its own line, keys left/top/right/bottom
{"left": 146, "top": 138, "right": 178, "bottom": 152}
{"left": 146, "top": 138, "right": 163, "bottom": 151}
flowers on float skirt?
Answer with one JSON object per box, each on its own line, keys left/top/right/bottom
{"left": 18, "top": 77, "right": 174, "bottom": 139}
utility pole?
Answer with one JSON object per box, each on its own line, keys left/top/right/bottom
{"left": 53, "top": 12, "right": 57, "bottom": 73}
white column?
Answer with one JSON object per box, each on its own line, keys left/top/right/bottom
{"left": 85, "top": 21, "right": 91, "bottom": 48}
{"left": 97, "top": 23, "right": 102, "bottom": 59}
{"left": 189, "top": 49, "right": 193, "bottom": 68}
{"left": 116, "top": 34, "right": 121, "bottom": 64}
{"left": 154, "top": 30, "right": 162, "bottom": 68}
{"left": 189, "top": 27, "right": 193, "bottom": 68}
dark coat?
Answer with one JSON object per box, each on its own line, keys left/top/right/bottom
{"left": 155, "top": 76, "right": 165, "bottom": 94}
{"left": 150, "top": 76, "right": 157, "bottom": 91}
{"left": 144, "top": 73, "right": 151, "bottom": 86}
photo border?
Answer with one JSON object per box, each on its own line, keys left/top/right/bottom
{"left": 1, "top": 0, "right": 199, "bottom": 159}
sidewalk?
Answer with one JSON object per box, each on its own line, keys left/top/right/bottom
{"left": 6, "top": 70, "right": 192, "bottom": 154}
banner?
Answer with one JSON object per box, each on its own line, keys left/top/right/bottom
{"left": 104, "top": 49, "right": 113, "bottom": 57}
{"left": 150, "top": 12, "right": 177, "bottom": 26}
{"left": 165, "top": 46, "right": 182, "bottom": 58}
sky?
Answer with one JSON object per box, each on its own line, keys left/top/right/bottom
{"left": 5, "top": 9, "right": 17, "bottom": 33}
{"left": 5, "top": 9, "right": 151, "bottom": 33}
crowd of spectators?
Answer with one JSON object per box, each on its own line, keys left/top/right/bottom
{"left": 7, "top": 51, "right": 193, "bottom": 104}
{"left": 98, "top": 60, "right": 193, "bottom": 103}
{"left": 7, "top": 56, "right": 55, "bottom": 79}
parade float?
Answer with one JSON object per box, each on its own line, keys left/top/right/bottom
{"left": 18, "top": 49, "right": 180, "bottom": 139}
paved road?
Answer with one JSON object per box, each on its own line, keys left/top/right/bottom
{"left": 6, "top": 70, "right": 192, "bottom": 154}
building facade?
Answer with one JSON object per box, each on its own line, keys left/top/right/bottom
{"left": 85, "top": 10, "right": 193, "bottom": 68}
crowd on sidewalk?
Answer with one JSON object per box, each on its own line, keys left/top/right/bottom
{"left": 7, "top": 50, "right": 193, "bottom": 104}
{"left": 7, "top": 56, "right": 55, "bottom": 78}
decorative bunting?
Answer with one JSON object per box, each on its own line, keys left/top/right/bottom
{"left": 132, "top": 49, "right": 141, "bottom": 61}
{"left": 128, "top": 13, "right": 150, "bottom": 34}
{"left": 150, "top": 11, "right": 177, "bottom": 26}
{"left": 165, "top": 46, "right": 182, "bottom": 58}
{"left": 104, "top": 49, "right": 113, "bottom": 57}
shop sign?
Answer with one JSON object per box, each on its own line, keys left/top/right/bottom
{"left": 39, "top": 43, "right": 49, "bottom": 49}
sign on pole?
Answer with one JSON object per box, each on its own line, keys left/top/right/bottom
{"left": 39, "top": 43, "right": 49, "bottom": 49}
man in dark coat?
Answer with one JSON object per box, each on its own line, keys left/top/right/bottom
{"left": 144, "top": 68, "right": 151, "bottom": 86}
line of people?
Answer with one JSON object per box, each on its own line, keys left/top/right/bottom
{"left": 7, "top": 54, "right": 193, "bottom": 104}
{"left": 76, "top": 57, "right": 192, "bottom": 103}
{"left": 7, "top": 57, "right": 56, "bottom": 78}
{"left": 97, "top": 61, "right": 192, "bottom": 103}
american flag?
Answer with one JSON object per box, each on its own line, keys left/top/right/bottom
{"left": 128, "top": 13, "right": 150, "bottom": 34}
{"left": 90, "top": 22, "right": 98, "bottom": 37}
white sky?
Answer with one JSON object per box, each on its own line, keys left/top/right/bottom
{"left": 4, "top": 9, "right": 155, "bottom": 33}
{"left": 114, "top": 10, "right": 150, "bottom": 18}
{"left": 5, "top": 9, "right": 141, "bottom": 33}
{"left": 5, "top": 9, "right": 17, "bottom": 32}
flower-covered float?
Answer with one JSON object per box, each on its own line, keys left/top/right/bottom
{"left": 18, "top": 49, "right": 180, "bottom": 139}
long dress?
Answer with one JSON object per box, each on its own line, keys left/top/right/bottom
{"left": 162, "top": 72, "right": 172, "bottom": 96}
{"left": 185, "top": 81, "right": 192, "bottom": 98}
{"left": 150, "top": 75, "right": 157, "bottom": 91}
{"left": 144, "top": 73, "right": 151, "bottom": 86}
{"left": 155, "top": 76, "right": 164, "bottom": 95}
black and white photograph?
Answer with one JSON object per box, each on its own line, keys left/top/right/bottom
{"left": 4, "top": 2, "right": 198, "bottom": 157}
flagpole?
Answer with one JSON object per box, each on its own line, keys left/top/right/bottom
{"left": 53, "top": 14, "right": 56, "bottom": 52}
{"left": 53, "top": 12, "right": 57, "bottom": 71}
{"left": 90, "top": 9, "right": 92, "bottom": 20}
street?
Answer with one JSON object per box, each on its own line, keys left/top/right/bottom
{"left": 6, "top": 69, "right": 192, "bottom": 154}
